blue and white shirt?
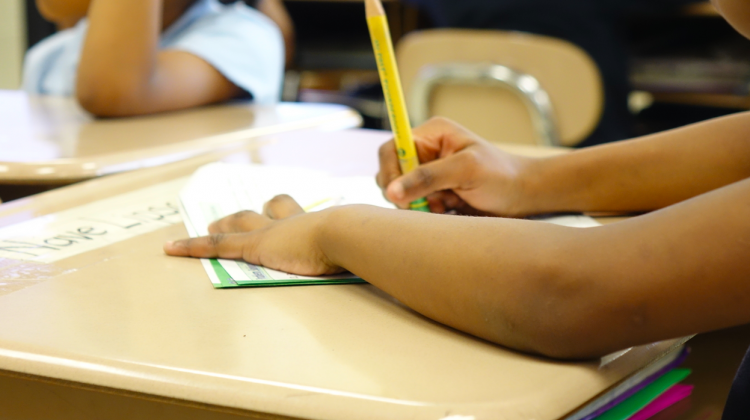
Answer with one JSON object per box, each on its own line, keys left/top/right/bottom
{"left": 22, "top": 0, "right": 284, "bottom": 104}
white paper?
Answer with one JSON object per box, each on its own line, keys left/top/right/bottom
{"left": 536, "top": 214, "right": 601, "bottom": 228}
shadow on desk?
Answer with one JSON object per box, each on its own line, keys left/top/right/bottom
{"left": 0, "top": 185, "right": 54, "bottom": 203}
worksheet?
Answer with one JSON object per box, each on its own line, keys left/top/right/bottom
{"left": 180, "top": 163, "right": 602, "bottom": 288}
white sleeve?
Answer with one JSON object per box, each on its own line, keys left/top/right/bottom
{"left": 167, "top": 4, "right": 285, "bottom": 104}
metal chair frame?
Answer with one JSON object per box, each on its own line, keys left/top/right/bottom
{"left": 408, "top": 62, "right": 561, "bottom": 147}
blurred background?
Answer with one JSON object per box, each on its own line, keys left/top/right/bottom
{"left": 0, "top": 0, "right": 27, "bottom": 92}
{"left": 3, "top": 0, "right": 750, "bottom": 142}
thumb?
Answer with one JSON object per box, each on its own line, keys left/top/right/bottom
{"left": 386, "top": 153, "right": 472, "bottom": 206}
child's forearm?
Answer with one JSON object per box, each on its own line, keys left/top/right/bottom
{"left": 319, "top": 176, "right": 750, "bottom": 358}
{"left": 522, "top": 112, "right": 750, "bottom": 214}
{"left": 77, "top": 0, "right": 161, "bottom": 114}
{"left": 319, "top": 205, "right": 581, "bottom": 356}
{"left": 76, "top": 0, "right": 240, "bottom": 116}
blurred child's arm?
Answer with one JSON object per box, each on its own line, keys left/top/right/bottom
{"left": 257, "top": 0, "right": 295, "bottom": 66}
{"left": 76, "top": 0, "right": 243, "bottom": 117}
{"left": 36, "top": 0, "right": 90, "bottom": 28}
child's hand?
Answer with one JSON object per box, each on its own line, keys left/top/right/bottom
{"left": 376, "top": 117, "right": 536, "bottom": 217}
{"left": 164, "top": 195, "right": 343, "bottom": 276}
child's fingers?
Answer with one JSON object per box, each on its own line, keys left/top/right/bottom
{"left": 425, "top": 191, "right": 466, "bottom": 214}
{"left": 263, "top": 194, "right": 304, "bottom": 219}
{"left": 386, "top": 151, "right": 474, "bottom": 206}
{"left": 164, "top": 233, "right": 250, "bottom": 259}
{"left": 426, "top": 193, "right": 448, "bottom": 214}
{"left": 376, "top": 140, "right": 402, "bottom": 191}
{"left": 208, "top": 210, "right": 271, "bottom": 234}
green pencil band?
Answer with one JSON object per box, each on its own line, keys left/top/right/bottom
{"left": 410, "top": 197, "right": 430, "bottom": 212}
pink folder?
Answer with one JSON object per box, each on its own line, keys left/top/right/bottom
{"left": 629, "top": 384, "right": 694, "bottom": 420}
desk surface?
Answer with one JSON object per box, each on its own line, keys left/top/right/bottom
{"left": 0, "top": 129, "right": 710, "bottom": 420}
{"left": 0, "top": 91, "right": 361, "bottom": 185}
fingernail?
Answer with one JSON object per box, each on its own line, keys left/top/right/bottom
{"left": 164, "top": 241, "right": 174, "bottom": 248}
{"left": 389, "top": 182, "right": 405, "bottom": 200}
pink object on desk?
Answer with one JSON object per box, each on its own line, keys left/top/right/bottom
{"left": 629, "top": 384, "right": 694, "bottom": 420}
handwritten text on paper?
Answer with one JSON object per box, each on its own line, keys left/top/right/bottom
{"left": 0, "top": 179, "right": 187, "bottom": 263}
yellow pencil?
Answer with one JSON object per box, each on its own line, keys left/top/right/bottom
{"left": 365, "top": 0, "right": 430, "bottom": 212}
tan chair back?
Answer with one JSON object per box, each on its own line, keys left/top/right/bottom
{"left": 397, "top": 29, "right": 603, "bottom": 146}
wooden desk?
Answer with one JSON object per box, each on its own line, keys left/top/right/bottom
{"left": 0, "top": 91, "right": 362, "bottom": 200}
{"left": 0, "top": 130, "right": 702, "bottom": 419}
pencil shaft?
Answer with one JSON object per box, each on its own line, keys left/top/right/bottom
{"left": 366, "top": 5, "right": 429, "bottom": 212}
{"left": 367, "top": 15, "right": 418, "bottom": 175}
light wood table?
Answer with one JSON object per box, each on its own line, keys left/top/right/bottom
{"left": 0, "top": 129, "right": 726, "bottom": 420}
{"left": 0, "top": 90, "right": 362, "bottom": 201}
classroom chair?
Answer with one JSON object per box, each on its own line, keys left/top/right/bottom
{"left": 396, "top": 29, "right": 604, "bottom": 147}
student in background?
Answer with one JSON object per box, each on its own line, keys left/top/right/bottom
{"left": 402, "top": 0, "right": 702, "bottom": 146}
{"left": 25, "top": 0, "right": 293, "bottom": 117}
{"left": 166, "top": 1, "right": 750, "bottom": 416}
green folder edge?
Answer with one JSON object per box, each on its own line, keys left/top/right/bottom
{"left": 595, "top": 368, "right": 691, "bottom": 420}
{"left": 208, "top": 259, "right": 366, "bottom": 288}
{"left": 181, "top": 199, "right": 365, "bottom": 288}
